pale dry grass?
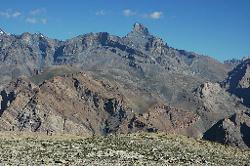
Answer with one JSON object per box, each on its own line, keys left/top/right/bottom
{"left": 0, "top": 132, "right": 249, "bottom": 165}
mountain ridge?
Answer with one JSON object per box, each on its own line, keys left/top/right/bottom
{"left": 0, "top": 23, "right": 250, "bottom": 149}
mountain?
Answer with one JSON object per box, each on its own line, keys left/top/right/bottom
{"left": 223, "top": 58, "right": 250, "bottom": 107}
{"left": 0, "top": 23, "right": 249, "bottom": 148}
{"left": 203, "top": 111, "right": 250, "bottom": 149}
{"left": 0, "top": 28, "right": 7, "bottom": 36}
{"left": 224, "top": 58, "right": 243, "bottom": 70}
{"left": 201, "top": 59, "right": 250, "bottom": 148}
{"left": 192, "top": 81, "right": 247, "bottom": 131}
{"left": 0, "top": 72, "right": 199, "bottom": 136}
{"left": 0, "top": 31, "right": 60, "bottom": 86}
{"left": 0, "top": 23, "right": 231, "bottom": 111}
{"left": 0, "top": 23, "right": 229, "bottom": 85}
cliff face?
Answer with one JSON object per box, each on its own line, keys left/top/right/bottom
{"left": 223, "top": 59, "right": 250, "bottom": 107}
{"left": 0, "top": 72, "right": 199, "bottom": 136}
{"left": 200, "top": 59, "right": 250, "bottom": 149}
{"left": 203, "top": 111, "right": 250, "bottom": 149}
{"left": 192, "top": 81, "right": 246, "bottom": 130}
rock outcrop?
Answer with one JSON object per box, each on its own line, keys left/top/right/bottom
{"left": 0, "top": 28, "right": 7, "bottom": 36}
{"left": 203, "top": 111, "right": 250, "bottom": 149}
{"left": 223, "top": 59, "right": 250, "bottom": 107}
{"left": 0, "top": 73, "right": 199, "bottom": 137}
{"left": 192, "top": 81, "right": 247, "bottom": 133}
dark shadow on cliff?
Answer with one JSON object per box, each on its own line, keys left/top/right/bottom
{"left": 228, "top": 88, "right": 250, "bottom": 108}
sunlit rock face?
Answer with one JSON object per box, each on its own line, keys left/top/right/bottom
{"left": 1, "top": 24, "right": 250, "bottom": 149}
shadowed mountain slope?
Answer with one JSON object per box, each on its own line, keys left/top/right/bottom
{"left": 223, "top": 59, "right": 250, "bottom": 107}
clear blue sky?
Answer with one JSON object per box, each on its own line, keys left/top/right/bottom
{"left": 0, "top": 0, "right": 249, "bottom": 61}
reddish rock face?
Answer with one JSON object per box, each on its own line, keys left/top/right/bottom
{"left": 0, "top": 72, "right": 199, "bottom": 137}
{"left": 117, "top": 104, "right": 199, "bottom": 135}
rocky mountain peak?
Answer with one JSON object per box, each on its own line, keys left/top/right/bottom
{"left": 224, "top": 58, "right": 242, "bottom": 67}
{"left": 0, "top": 28, "right": 7, "bottom": 36}
{"left": 1, "top": 23, "right": 250, "bottom": 150}
{"left": 226, "top": 59, "right": 250, "bottom": 89}
{"left": 197, "top": 82, "right": 221, "bottom": 99}
{"left": 132, "top": 23, "right": 149, "bottom": 35}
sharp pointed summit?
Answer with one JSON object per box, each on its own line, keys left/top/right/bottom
{"left": 0, "top": 28, "right": 7, "bottom": 35}
{"left": 132, "top": 23, "right": 150, "bottom": 35}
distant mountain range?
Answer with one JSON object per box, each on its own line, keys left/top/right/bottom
{"left": 0, "top": 23, "right": 249, "bottom": 149}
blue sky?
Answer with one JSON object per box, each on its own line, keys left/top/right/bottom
{"left": 0, "top": 0, "right": 249, "bottom": 61}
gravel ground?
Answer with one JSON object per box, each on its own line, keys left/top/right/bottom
{"left": 0, "top": 132, "right": 249, "bottom": 165}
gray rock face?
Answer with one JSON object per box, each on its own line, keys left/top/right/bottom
{"left": 223, "top": 59, "right": 250, "bottom": 107}
{"left": 193, "top": 81, "right": 247, "bottom": 133}
{"left": 224, "top": 59, "right": 250, "bottom": 89}
{"left": 0, "top": 28, "right": 7, "bottom": 36}
{"left": 0, "top": 90, "right": 15, "bottom": 115}
{"left": 0, "top": 32, "right": 60, "bottom": 85}
{"left": 132, "top": 23, "right": 150, "bottom": 35}
{"left": 198, "top": 59, "right": 250, "bottom": 148}
{"left": 224, "top": 58, "right": 243, "bottom": 70}
{"left": 0, "top": 24, "right": 229, "bottom": 85}
{"left": 203, "top": 111, "right": 250, "bottom": 149}
{"left": 0, "top": 23, "right": 231, "bottom": 113}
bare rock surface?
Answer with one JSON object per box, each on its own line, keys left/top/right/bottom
{"left": 204, "top": 111, "right": 250, "bottom": 149}
{"left": 0, "top": 72, "right": 199, "bottom": 137}
{"left": 0, "top": 24, "right": 250, "bottom": 149}
{"left": 223, "top": 59, "right": 250, "bottom": 107}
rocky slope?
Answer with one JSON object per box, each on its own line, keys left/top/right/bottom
{"left": 188, "top": 81, "right": 247, "bottom": 134}
{"left": 203, "top": 111, "right": 250, "bottom": 149}
{"left": 0, "top": 28, "right": 7, "bottom": 36}
{"left": 0, "top": 72, "right": 199, "bottom": 136}
{"left": 0, "top": 23, "right": 229, "bottom": 113}
{"left": 0, "top": 23, "right": 249, "bottom": 149}
{"left": 0, "top": 32, "right": 59, "bottom": 86}
{"left": 201, "top": 59, "right": 250, "bottom": 148}
{"left": 223, "top": 58, "right": 250, "bottom": 107}
{"left": 0, "top": 24, "right": 230, "bottom": 104}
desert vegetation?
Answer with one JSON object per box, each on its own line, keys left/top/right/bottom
{"left": 0, "top": 132, "right": 249, "bottom": 165}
